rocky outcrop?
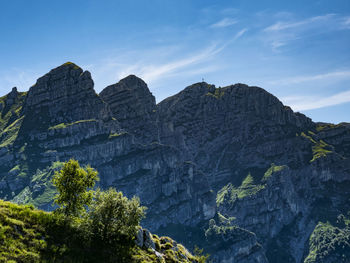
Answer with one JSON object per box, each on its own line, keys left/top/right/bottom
{"left": 22, "top": 62, "right": 113, "bottom": 130}
{"left": 157, "top": 82, "right": 314, "bottom": 189}
{"left": 100, "top": 75, "right": 157, "bottom": 143}
{"left": 205, "top": 221, "right": 268, "bottom": 263}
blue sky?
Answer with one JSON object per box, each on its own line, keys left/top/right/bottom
{"left": 0, "top": 0, "right": 350, "bottom": 123}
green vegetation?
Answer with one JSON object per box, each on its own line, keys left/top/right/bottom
{"left": 48, "top": 119, "right": 97, "bottom": 130}
{"left": 310, "top": 140, "right": 332, "bottom": 162}
{"left": 109, "top": 132, "right": 127, "bottom": 139}
{"left": 300, "top": 131, "right": 333, "bottom": 162}
{"left": 205, "top": 88, "right": 225, "bottom": 99}
{"left": 62, "top": 62, "right": 81, "bottom": 70}
{"left": 262, "top": 163, "right": 287, "bottom": 181}
{"left": 216, "top": 173, "right": 265, "bottom": 206}
{"left": 13, "top": 162, "right": 64, "bottom": 208}
{"left": 1, "top": 160, "right": 205, "bottom": 262}
{"left": 217, "top": 165, "right": 287, "bottom": 207}
{"left": 53, "top": 160, "right": 98, "bottom": 217}
{"left": 316, "top": 123, "right": 337, "bottom": 132}
{"left": 304, "top": 217, "right": 350, "bottom": 263}
{"left": 205, "top": 219, "right": 237, "bottom": 237}
{"left": 88, "top": 188, "right": 145, "bottom": 254}
{"left": 0, "top": 90, "right": 26, "bottom": 149}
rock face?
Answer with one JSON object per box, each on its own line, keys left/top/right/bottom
{"left": 157, "top": 83, "right": 314, "bottom": 189}
{"left": 23, "top": 62, "right": 112, "bottom": 127}
{"left": 100, "top": 75, "right": 157, "bottom": 143}
{"left": 0, "top": 62, "right": 215, "bottom": 238}
{"left": 0, "top": 62, "right": 349, "bottom": 263}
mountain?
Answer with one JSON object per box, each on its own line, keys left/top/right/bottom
{"left": 0, "top": 62, "right": 349, "bottom": 262}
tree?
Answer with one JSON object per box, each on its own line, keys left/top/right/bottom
{"left": 52, "top": 159, "right": 99, "bottom": 217}
{"left": 88, "top": 188, "right": 146, "bottom": 245}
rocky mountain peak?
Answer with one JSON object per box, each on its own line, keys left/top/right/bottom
{"left": 22, "top": 62, "right": 112, "bottom": 130}
{"left": 4, "top": 87, "right": 19, "bottom": 106}
{"left": 100, "top": 75, "right": 157, "bottom": 142}
{"left": 100, "top": 74, "right": 155, "bottom": 111}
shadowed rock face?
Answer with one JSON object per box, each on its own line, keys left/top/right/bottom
{"left": 100, "top": 75, "right": 158, "bottom": 143}
{"left": 0, "top": 62, "right": 349, "bottom": 263}
{"left": 23, "top": 62, "right": 112, "bottom": 129}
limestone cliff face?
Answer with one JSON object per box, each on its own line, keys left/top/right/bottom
{"left": 99, "top": 75, "right": 158, "bottom": 143}
{"left": 157, "top": 83, "right": 314, "bottom": 189}
{"left": 0, "top": 62, "right": 349, "bottom": 263}
{"left": 23, "top": 62, "right": 112, "bottom": 127}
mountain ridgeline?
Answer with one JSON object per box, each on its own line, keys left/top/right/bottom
{"left": 0, "top": 62, "right": 349, "bottom": 262}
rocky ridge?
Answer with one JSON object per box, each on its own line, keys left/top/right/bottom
{"left": 0, "top": 62, "right": 349, "bottom": 262}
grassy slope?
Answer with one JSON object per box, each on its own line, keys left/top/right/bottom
{"left": 304, "top": 221, "right": 350, "bottom": 263}
{"left": 0, "top": 200, "right": 203, "bottom": 263}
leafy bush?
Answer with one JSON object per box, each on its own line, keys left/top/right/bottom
{"left": 87, "top": 188, "right": 146, "bottom": 254}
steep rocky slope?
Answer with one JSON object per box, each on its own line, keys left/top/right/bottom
{"left": 0, "top": 62, "right": 349, "bottom": 262}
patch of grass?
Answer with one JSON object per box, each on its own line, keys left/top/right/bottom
{"left": 316, "top": 123, "right": 337, "bottom": 132}
{"left": 304, "top": 220, "right": 350, "bottom": 263}
{"left": 13, "top": 162, "right": 64, "bottom": 208}
{"left": 216, "top": 173, "right": 265, "bottom": 206}
{"left": 262, "top": 163, "right": 287, "bottom": 181}
{"left": 48, "top": 119, "right": 97, "bottom": 130}
{"left": 109, "top": 132, "right": 127, "bottom": 139}
{"left": 62, "top": 62, "right": 81, "bottom": 70}
{"left": 311, "top": 140, "right": 332, "bottom": 162}
{"left": 0, "top": 91, "right": 26, "bottom": 148}
{"left": 300, "top": 132, "right": 333, "bottom": 162}
{"left": 205, "top": 88, "right": 225, "bottom": 99}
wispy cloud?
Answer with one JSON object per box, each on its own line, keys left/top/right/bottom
{"left": 282, "top": 90, "right": 350, "bottom": 111}
{"left": 342, "top": 17, "right": 350, "bottom": 29}
{"left": 210, "top": 18, "right": 237, "bottom": 28}
{"left": 85, "top": 43, "right": 227, "bottom": 92}
{"left": 134, "top": 44, "right": 224, "bottom": 83}
{"left": 233, "top": 28, "right": 247, "bottom": 40}
{"left": 268, "top": 70, "right": 350, "bottom": 86}
{"left": 0, "top": 69, "right": 42, "bottom": 94}
{"left": 264, "top": 14, "right": 335, "bottom": 32}
{"left": 262, "top": 13, "right": 348, "bottom": 51}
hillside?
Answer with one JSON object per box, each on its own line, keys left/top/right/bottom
{"left": 0, "top": 62, "right": 349, "bottom": 262}
{"left": 0, "top": 199, "right": 205, "bottom": 262}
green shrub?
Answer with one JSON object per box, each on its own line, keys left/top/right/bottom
{"left": 53, "top": 159, "right": 99, "bottom": 217}
{"left": 88, "top": 188, "right": 146, "bottom": 245}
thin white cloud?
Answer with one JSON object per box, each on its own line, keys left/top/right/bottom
{"left": 342, "top": 17, "right": 350, "bottom": 28}
{"left": 233, "top": 28, "right": 247, "bottom": 40}
{"left": 262, "top": 13, "right": 349, "bottom": 51}
{"left": 264, "top": 14, "right": 335, "bottom": 32}
{"left": 210, "top": 18, "right": 237, "bottom": 28}
{"left": 282, "top": 90, "right": 350, "bottom": 111}
{"left": 0, "top": 69, "right": 42, "bottom": 94}
{"left": 85, "top": 43, "right": 227, "bottom": 92}
{"left": 129, "top": 44, "right": 225, "bottom": 83}
{"left": 268, "top": 70, "right": 350, "bottom": 86}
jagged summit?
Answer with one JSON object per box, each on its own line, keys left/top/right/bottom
{"left": 22, "top": 62, "right": 111, "bottom": 129}
{"left": 100, "top": 74, "right": 154, "bottom": 105}
{"left": 56, "top": 61, "right": 82, "bottom": 70}
{"left": 100, "top": 74, "right": 157, "bottom": 142}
